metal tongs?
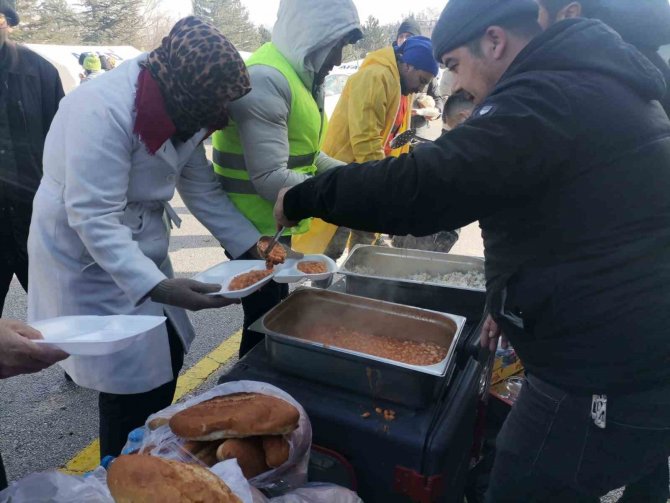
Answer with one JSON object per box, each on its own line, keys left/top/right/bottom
{"left": 389, "top": 128, "right": 432, "bottom": 150}
{"left": 258, "top": 227, "right": 304, "bottom": 260}
{"left": 263, "top": 226, "right": 285, "bottom": 259}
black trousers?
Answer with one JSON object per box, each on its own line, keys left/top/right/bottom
{"left": 487, "top": 374, "right": 670, "bottom": 502}
{"left": 0, "top": 236, "right": 28, "bottom": 315}
{"left": 225, "top": 239, "right": 289, "bottom": 358}
{"left": 98, "top": 321, "right": 184, "bottom": 458}
{"left": 0, "top": 451, "right": 7, "bottom": 491}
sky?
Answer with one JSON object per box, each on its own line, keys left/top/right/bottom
{"left": 162, "top": 0, "right": 447, "bottom": 27}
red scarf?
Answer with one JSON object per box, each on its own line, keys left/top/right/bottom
{"left": 133, "top": 68, "right": 176, "bottom": 155}
{"left": 384, "top": 95, "right": 409, "bottom": 156}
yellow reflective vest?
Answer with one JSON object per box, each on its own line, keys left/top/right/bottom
{"left": 212, "top": 43, "right": 325, "bottom": 236}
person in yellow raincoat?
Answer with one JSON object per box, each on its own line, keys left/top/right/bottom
{"left": 293, "top": 36, "right": 438, "bottom": 257}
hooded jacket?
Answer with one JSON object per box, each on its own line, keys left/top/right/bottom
{"left": 219, "top": 0, "right": 360, "bottom": 202}
{"left": 322, "top": 46, "right": 412, "bottom": 163}
{"left": 283, "top": 19, "right": 670, "bottom": 394}
{"left": 592, "top": 0, "right": 670, "bottom": 114}
{"left": 0, "top": 43, "right": 63, "bottom": 259}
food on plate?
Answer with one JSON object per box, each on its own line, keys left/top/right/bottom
{"left": 296, "top": 260, "right": 329, "bottom": 274}
{"left": 299, "top": 325, "right": 448, "bottom": 366}
{"left": 262, "top": 435, "right": 290, "bottom": 468}
{"left": 257, "top": 237, "right": 287, "bottom": 268}
{"left": 228, "top": 269, "right": 272, "bottom": 291}
{"left": 169, "top": 392, "right": 300, "bottom": 441}
{"left": 107, "top": 455, "right": 241, "bottom": 503}
{"left": 216, "top": 437, "right": 269, "bottom": 479}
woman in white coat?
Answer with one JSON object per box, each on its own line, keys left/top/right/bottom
{"left": 27, "top": 17, "right": 262, "bottom": 457}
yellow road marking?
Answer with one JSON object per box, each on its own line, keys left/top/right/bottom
{"left": 61, "top": 330, "right": 242, "bottom": 475}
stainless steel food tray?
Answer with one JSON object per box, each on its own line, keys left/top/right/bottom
{"left": 249, "top": 288, "right": 465, "bottom": 408}
{"left": 339, "top": 245, "right": 486, "bottom": 320}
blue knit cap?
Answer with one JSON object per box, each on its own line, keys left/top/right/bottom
{"left": 397, "top": 36, "right": 439, "bottom": 77}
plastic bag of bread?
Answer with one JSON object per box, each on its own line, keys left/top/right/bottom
{"left": 106, "top": 454, "right": 252, "bottom": 503}
{"left": 249, "top": 483, "right": 363, "bottom": 503}
{"left": 130, "top": 381, "right": 311, "bottom": 496}
{"left": 0, "top": 467, "right": 113, "bottom": 503}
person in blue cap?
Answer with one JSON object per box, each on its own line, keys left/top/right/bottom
{"left": 316, "top": 35, "right": 438, "bottom": 260}
{"left": 275, "top": 0, "right": 670, "bottom": 500}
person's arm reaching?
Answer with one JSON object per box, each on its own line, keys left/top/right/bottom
{"left": 315, "top": 151, "right": 345, "bottom": 172}
{"left": 178, "top": 143, "right": 261, "bottom": 258}
{"left": 228, "top": 66, "right": 312, "bottom": 202}
{"left": 277, "top": 84, "right": 575, "bottom": 236}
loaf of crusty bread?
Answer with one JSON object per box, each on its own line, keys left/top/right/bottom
{"left": 216, "top": 437, "right": 269, "bottom": 479}
{"left": 107, "top": 455, "right": 241, "bottom": 503}
{"left": 169, "top": 393, "right": 300, "bottom": 441}
{"left": 182, "top": 440, "right": 220, "bottom": 467}
{"left": 262, "top": 435, "right": 290, "bottom": 468}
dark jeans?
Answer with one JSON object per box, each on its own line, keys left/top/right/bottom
{"left": 225, "top": 239, "right": 289, "bottom": 358}
{"left": 98, "top": 321, "right": 184, "bottom": 458}
{"left": 0, "top": 236, "right": 28, "bottom": 315}
{"left": 487, "top": 375, "right": 670, "bottom": 502}
{"left": 0, "top": 451, "right": 7, "bottom": 491}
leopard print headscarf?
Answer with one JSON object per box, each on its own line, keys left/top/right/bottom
{"left": 142, "top": 16, "right": 251, "bottom": 136}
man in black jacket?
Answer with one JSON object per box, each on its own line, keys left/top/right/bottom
{"left": 536, "top": 0, "right": 670, "bottom": 116}
{"left": 0, "top": 0, "right": 64, "bottom": 314}
{"left": 275, "top": 0, "right": 670, "bottom": 500}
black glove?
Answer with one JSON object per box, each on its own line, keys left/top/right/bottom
{"left": 149, "top": 278, "right": 239, "bottom": 311}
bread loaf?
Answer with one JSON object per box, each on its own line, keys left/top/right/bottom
{"left": 262, "top": 436, "right": 290, "bottom": 468}
{"left": 169, "top": 393, "right": 299, "bottom": 441}
{"left": 182, "top": 441, "right": 220, "bottom": 467}
{"left": 107, "top": 455, "right": 241, "bottom": 503}
{"left": 216, "top": 437, "right": 269, "bottom": 479}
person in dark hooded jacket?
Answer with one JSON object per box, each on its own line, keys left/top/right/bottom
{"left": 274, "top": 0, "right": 670, "bottom": 500}
{"left": 536, "top": 0, "right": 670, "bottom": 115}
{"left": 0, "top": 0, "right": 64, "bottom": 314}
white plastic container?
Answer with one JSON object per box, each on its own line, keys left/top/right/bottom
{"left": 193, "top": 260, "right": 274, "bottom": 299}
{"left": 31, "top": 315, "right": 166, "bottom": 356}
{"left": 272, "top": 255, "right": 338, "bottom": 284}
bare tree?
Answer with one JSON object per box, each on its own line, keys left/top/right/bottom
{"left": 76, "top": 0, "right": 144, "bottom": 45}
{"left": 343, "top": 15, "right": 398, "bottom": 62}
{"left": 134, "top": 0, "right": 175, "bottom": 51}
{"left": 192, "top": 0, "right": 261, "bottom": 51}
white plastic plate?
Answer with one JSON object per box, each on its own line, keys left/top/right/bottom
{"left": 193, "top": 260, "right": 274, "bottom": 299}
{"left": 273, "top": 254, "right": 338, "bottom": 283}
{"left": 30, "top": 315, "right": 166, "bottom": 356}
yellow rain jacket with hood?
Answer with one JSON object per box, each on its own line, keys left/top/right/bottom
{"left": 293, "top": 47, "right": 411, "bottom": 254}
{"left": 323, "top": 46, "right": 412, "bottom": 163}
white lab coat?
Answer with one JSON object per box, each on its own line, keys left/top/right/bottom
{"left": 27, "top": 55, "right": 260, "bottom": 394}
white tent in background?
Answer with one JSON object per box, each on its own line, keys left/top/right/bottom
{"left": 25, "top": 44, "right": 142, "bottom": 93}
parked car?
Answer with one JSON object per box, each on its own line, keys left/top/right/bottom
{"left": 324, "top": 70, "right": 354, "bottom": 118}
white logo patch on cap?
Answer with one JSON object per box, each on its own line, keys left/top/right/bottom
{"left": 478, "top": 105, "right": 495, "bottom": 116}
